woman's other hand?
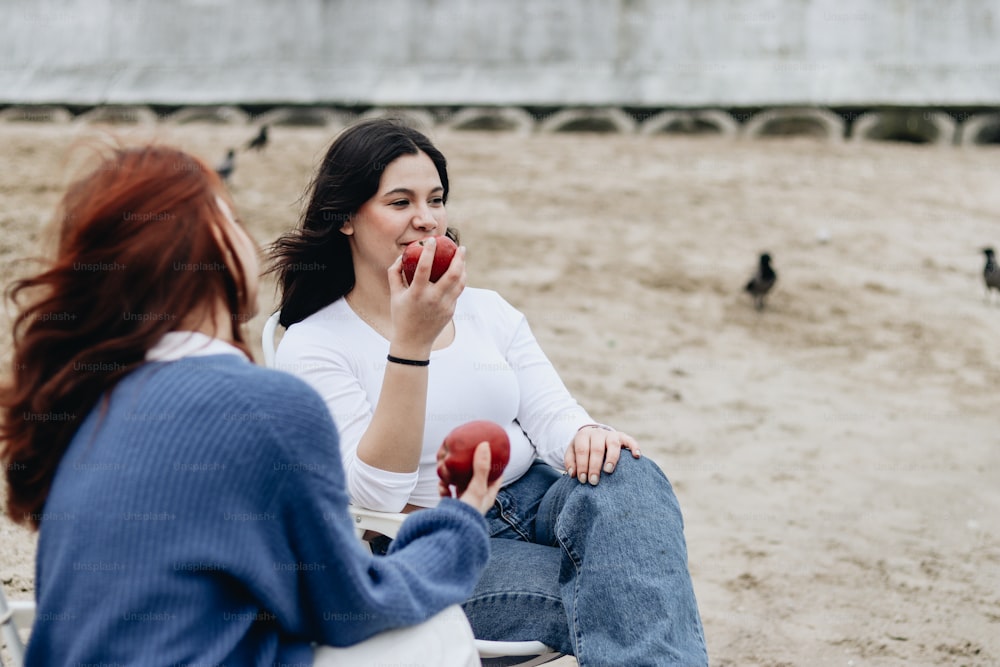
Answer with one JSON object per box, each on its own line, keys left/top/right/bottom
{"left": 564, "top": 425, "right": 641, "bottom": 486}
{"left": 442, "top": 441, "right": 502, "bottom": 515}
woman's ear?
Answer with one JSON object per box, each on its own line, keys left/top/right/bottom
{"left": 340, "top": 217, "right": 354, "bottom": 236}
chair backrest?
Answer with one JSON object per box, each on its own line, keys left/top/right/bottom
{"left": 261, "top": 311, "right": 281, "bottom": 368}
{"left": 0, "top": 586, "right": 30, "bottom": 667}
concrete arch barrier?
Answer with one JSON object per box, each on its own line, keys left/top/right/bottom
{"left": 851, "top": 109, "right": 956, "bottom": 145}
{"left": 251, "top": 106, "right": 352, "bottom": 128}
{"left": 537, "top": 107, "right": 636, "bottom": 134}
{"left": 445, "top": 106, "right": 535, "bottom": 134}
{"left": 166, "top": 105, "right": 250, "bottom": 125}
{"left": 0, "top": 105, "right": 73, "bottom": 123}
{"left": 958, "top": 113, "right": 1000, "bottom": 146}
{"left": 360, "top": 107, "right": 438, "bottom": 133}
{"left": 639, "top": 109, "right": 739, "bottom": 137}
{"left": 742, "top": 107, "right": 845, "bottom": 141}
{"left": 75, "top": 105, "right": 159, "bottom": 126}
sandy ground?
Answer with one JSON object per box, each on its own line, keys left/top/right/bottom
{"left": 1, "top": 121, "right": 999, "bottom": 666}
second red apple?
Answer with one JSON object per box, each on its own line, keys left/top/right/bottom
{"left": 436, "top": 420, "right": 511, "bottom": 496}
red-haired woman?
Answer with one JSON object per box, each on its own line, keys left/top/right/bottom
{"left": 0, "top": 144, "right": 499, "bottom": 666}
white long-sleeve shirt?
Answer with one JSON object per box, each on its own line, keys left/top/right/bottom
{"left": 275, "top": 288, "right": 595, "bottom": 511}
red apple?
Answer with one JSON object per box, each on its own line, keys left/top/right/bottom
{"left": 437, "top": 420, "right": 511, "bottom": 496}
{"left": 402, "top": 235, "right": 458, "bottom": 284}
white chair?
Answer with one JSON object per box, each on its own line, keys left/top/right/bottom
{"left": 3, "top": 581, "right": 556, "bottom": 667}
{"left": 262, "top": 311, "right": 562, "bottom": 666}
{"left": 0, "top": 586, "right": 33, "bottom": 667}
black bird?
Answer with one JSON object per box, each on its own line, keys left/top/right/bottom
{"left": 245, "top": 125, "right": 269, "bottom": 152}
{"left": 983, "top": 247, "right": 1000, "bottom": 301}
{"left": 215, "top": 149, "right": 235, "bottom": 183}
{"left": 745, "top": 252, "right": 777, "bottom": 311}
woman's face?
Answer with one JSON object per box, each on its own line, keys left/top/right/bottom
{"left": 342, "top": 151, "right": 447, "bottom": 278}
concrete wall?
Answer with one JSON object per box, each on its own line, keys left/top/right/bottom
{"left": 2, "top": 0, "right": 999, "bottom": 107}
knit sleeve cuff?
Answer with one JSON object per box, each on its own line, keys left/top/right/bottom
{"left": 390, "top": 498, "right": 490, "bottom": 567}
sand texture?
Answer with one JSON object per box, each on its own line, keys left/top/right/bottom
{"left": 1, "top": 122, "right": 998, "bottom": 666}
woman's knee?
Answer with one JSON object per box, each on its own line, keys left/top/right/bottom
{"left": 612, "top": 449, "right": 669, "bottom": 480}
{"left": 549, "top": 454, "right": 685, "bottom": 527}
{"left": 591, "top": 453, "right": 677, "bottom": 501}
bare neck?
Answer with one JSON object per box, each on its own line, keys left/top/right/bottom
{"left": 345, "top": 279, "right": 391, "bottom": 323}
{"left": 178, "top": 297, "right": 235, "bottom": 343}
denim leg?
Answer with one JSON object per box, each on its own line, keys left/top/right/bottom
{"left": 484, "top": 460, "right": 562, "bottom": 541}
{"left": 536, "top": 455, "right": 709, "bottom": 667}
{"left": 463, "top": 461, "right": 574, "bottom": 654}
{"left": 462, "top": 538, "right": 574, "bottom": 656}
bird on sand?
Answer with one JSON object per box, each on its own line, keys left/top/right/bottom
{"left": 215, "top": 149, "right": 235, "bottom": 183}
{"left": 983, "top": 247, "right": 1000, "bottom": 302}
{"left": 745, "top": 252, "right": 777, "bottom": 311}
{"left": 245, "top": 125, "right": 269, "bottom": 152}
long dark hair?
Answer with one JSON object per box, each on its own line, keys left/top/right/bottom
{"left": 268, "top": 118, "right": 457, "bottom": 327}
{"left": 0, "top": 144, "right": 254, "bottom": 528}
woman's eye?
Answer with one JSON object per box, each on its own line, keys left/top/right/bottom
{"left": 429, "top": 197, "right": 444, "bottom": 206}
{"left": 390, "top": 200, "right": 409, "bottom": 208}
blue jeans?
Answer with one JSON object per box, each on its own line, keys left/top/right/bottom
{"left": 463, "top": 456, "right": 708, "bottom": 667}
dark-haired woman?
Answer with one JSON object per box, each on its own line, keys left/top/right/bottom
{"left": 271, "top": 119, "right": 709, "bottom": 666}
{"left": 0, "top": 144, "right": 500, "bottom": 666}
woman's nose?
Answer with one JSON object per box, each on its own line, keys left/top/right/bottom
{"left": 412, "top": 208, "right": 439, "bottom": 231}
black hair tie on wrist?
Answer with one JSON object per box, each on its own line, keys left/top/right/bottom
{"left": 387, "top": 354, "right": 430, "bottom": 367}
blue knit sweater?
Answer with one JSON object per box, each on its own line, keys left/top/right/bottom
{"left": 26, "top": 355, "right": 490, "bottom": 666}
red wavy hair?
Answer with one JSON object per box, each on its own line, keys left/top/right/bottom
{"left": 1, "top": 144, "right": 255, "bottom": 528}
